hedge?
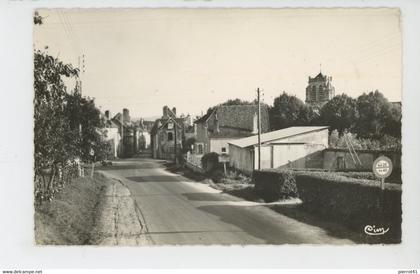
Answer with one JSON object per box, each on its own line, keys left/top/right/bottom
{"left": 252, "top": 169, "right": 298, "bottom": 202}
{"left": 252, "top": 169, "right": 402, "bottom": 242}
{"left": 296, "top": 172, "right": 401, "bottom": 242}
{"left": 201, "top": 152, "right": 219, "bottom": 172}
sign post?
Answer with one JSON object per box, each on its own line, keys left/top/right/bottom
{"left": 218, "top": 154, "right": 229, "bottom": 175}
{"left": 90, "top": 148, "right": 95, "bottom": 179}
{"left": 372, "top": 156, "right": 393, "bottom": 230}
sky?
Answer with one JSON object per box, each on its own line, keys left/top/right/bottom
{"left": 33, "top": 8, "right": 402, "bottom": 120}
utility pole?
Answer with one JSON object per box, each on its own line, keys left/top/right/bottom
{"left": 257, "top": 88, "right": 262, "bottom": 170}
{"left": 174, "top": 121, "right": 177, "bottom": 165}
{"left": 77, "top": 54, "right": 85, "bottom": 94}
{"left": 120, "top": 109, "right": 124, "bottom": 158}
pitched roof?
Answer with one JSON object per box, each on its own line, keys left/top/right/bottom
{"left": 151, "top": 116, "right": 185, "bottom": 135}
{"left": 228, "top": 126, "right": 329, "bottom": 148}
{"left": 195, "top": 105, "right": 270, "bottom": 133}
{"left": 194, "top": 111, "right": 213, "bottom": 124}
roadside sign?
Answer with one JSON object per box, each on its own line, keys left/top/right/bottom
{"left": 218, "top": 154, "right": 229, "bottom": 163}
{"left": 373, "top": 156, "right": 393, "bottom": 190}
{"left": 373, "top": 156, "right": 393, "bottom": 179}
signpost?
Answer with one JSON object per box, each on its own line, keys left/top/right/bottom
{"left": 372, "top": 156, "right": 393, "bottom": 232}
{"left": 90, "top": 148, "right": 95, "bottom": 178}
{"left": 218, "top": 154, "right": 229, "bottom": 175}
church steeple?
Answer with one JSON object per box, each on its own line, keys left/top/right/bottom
{"left": 305, "top": 70, "right": 335, "bottom": 109}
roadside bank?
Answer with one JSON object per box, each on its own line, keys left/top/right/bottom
{"left": 34, "top": 173, "right": 108, "bottom": 245}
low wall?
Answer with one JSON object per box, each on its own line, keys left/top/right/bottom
{"left": 323, "top": 148, "right": 401, "bottom": 170}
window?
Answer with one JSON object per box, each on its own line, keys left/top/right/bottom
{"left": 197, "top": 143, "right": 204, "bottom": 155}
{"left": 311, "top": 85, "right": 317, "bottom": 101}
{"left": 221, "top": 147, "right": 227, "bottom": 153}
{"left": 168, "top": 132, "right": 173, "bottom": 141}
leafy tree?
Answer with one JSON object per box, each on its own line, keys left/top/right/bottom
{"left": 355, "top": 90, "right": 398, "bottom": 139}
{"left": 270, "top": 92, "right": 310, "bottom": 130}
{"left": 205, "top": 98, "right": 255, "bottom": 115}
{"left": 297, "top": 104, "right": 318, "bottom": 126}
{"left": 64, "top": 90, "right": 107, "bottom": 162}
{"left": 319, "top": 94, "right": 359, "bottom": 133}
{"left": 384, "top": 103, "right": 402, "bottom": 138}
{"left": 34, "top": 50, "right": 79, "bottom": 196}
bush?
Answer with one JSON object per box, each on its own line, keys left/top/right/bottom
{"left": 252, "top": 169, "right": 298, "bottom": 202}
{"left": 201, "top": 152, "right": 219, "bottom": 172}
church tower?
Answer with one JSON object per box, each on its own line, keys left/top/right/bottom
{"left": 305, "top": 72, "right": 335, "bottom": 108}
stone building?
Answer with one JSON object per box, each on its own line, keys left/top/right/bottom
{"left": 151, "top": 106, "right": 187, "bottom": 160}
{"left": 192, "top": 105, "right": 270, "bottom": 156}
{"left": 305, "top": 72, "right": 335, "bottom": 109}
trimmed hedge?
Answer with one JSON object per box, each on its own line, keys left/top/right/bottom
{"left": 253, "top": 169, "right": 298, "bottom": 202}
{"left": 295, "top": 172, "right": 401, "bottom": 242}
{"left": 252, "top": 169, "right": 402, "bottom": 242}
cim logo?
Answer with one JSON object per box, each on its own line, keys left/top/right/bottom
{"left": 364, "top": 225, "right": 390, "bottom": 236}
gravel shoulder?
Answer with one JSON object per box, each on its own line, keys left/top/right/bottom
{"left": 90, "top": 173, "right": 152, "bottom": 245}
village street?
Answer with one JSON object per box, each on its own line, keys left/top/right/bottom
{"left": 95, "top": 158, "right": 354, "bottom": 245}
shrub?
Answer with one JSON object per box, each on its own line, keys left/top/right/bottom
{"left": 252, "top": 169, "right": 298, "bottom": 202}
{"left": 201, "top": 152, "right": 219, "bottom": 172}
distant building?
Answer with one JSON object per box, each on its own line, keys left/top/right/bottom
{"left": 101, "top": 110, "right": 121, "bottom": 159}
{"left": 305, "top": 72, "right": 335, "bottom": 108}
{"left": 136, "top": 118, "right": 154, "bottom": 150}
{"left": 229, "top": 126, "right": 329, "bottom": 174}
{"left": 193, "top": 105, "right": 270, "bottom": 156}
{"left": 151, "top": 106, "right": 188, "bottom": 160}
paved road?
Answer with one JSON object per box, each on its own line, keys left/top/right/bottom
{"left": 97, "top": 158, "right": 354, "bottom": 245}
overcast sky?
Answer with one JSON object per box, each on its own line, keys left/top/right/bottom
{"left": 34, "top": 8, "right": 401, "bottom": 119}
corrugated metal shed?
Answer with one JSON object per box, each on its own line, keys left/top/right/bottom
{"left": 228, "top": 126, "right": 329, "bottom": 148}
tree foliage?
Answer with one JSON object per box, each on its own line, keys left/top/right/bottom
{"left": 319, "top": 94, "right": 359, "bottom": 133}
{"left": 205, "top": 98, "right": 255, "bottom": 115}
{"left": 268, "top": 90, "right": 401, "bottom": 142}
{"left": 269, "top": 92, "right": 316, "bottom": 130}
{"left": 355, "top": 90, "right": 399, "bottom": 139}
{"left": 34, "top": 50, "right": 107, "bottom": 202}
{"left": 329, "top": 130, "right": 401, "bottom": 151}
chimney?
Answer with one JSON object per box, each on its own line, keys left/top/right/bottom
{"left": 105, "top": 110, "right": 110, "bottom": 120}
{"left": 163, "top": 106, "right": 168, "bottom": 118}
{"left": 214, "top": 113, "right": 220, "bottom": 133}
{"left": 252, "top": 112, "right": 258, "bottom": 134}
{"left": 123, "top": 108, "right": 130, "bottom": 123}
{"left": 172, "top": 107, "right": 177, "bottom": 116}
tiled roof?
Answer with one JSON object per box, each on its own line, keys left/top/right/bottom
{"left": 229, "top": 126, "right": 329, "bottom": 148}
{"left": 194, "top": 112, "right": 212, "bottom": 124}
{"left": 195, "top": 105, "right": 269, "bottom": 134}
{"left": 215, "top": 105, "right": 269, "bottom": 132}
{"left": 151, "top": 116, "right": 185, "bottom": 135}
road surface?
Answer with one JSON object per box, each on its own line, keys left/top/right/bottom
{"left": 96, "top": 158, "right": 354, "bottom": 245}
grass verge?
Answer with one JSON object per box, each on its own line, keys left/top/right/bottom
{"left": 166, "top": 163, "right": 264, "bottom": 202}
{"left": 34, "top": 173, "right": 109, "bottom": 245}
